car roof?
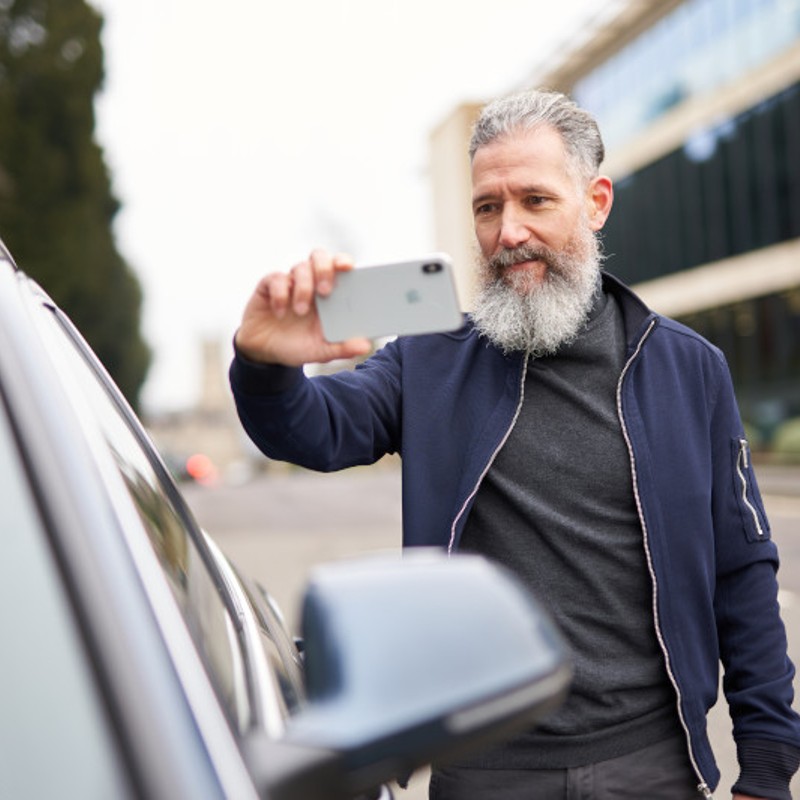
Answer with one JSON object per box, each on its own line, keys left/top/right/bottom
{"left": 0, "top": 235, "right": 18, "bottom": 269}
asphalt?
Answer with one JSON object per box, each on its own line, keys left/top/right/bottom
{"left": 754, "top": 462, "right": 800, "bottom": 498}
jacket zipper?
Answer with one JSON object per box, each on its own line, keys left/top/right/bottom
{"left": 447, "top": 357, "right": 529, "bottom": 553}
{"left": 616, "top": 319, "right": 713, "bottom": 798}
{"left": 736, "top": 438, "right": 765, "bottom": 537}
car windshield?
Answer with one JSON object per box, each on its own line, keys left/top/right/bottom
{"left": 0, "top": 393, "right": 132, "bottom": 798}
{"left": 32, "top": 303, "right": 254, "bottom": 733}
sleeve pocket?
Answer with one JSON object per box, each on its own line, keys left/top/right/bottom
{"left": 731, "top": 437, "right": 771, "bottom": 542}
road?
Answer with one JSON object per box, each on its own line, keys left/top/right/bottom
{"left": 185, "top": 464, "right": 800, "bottom": 799}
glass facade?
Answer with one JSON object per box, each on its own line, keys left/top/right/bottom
{"left": 572, "top": 0, "right": 800, "bottom": 443}
{"left": 598, "top": 80, "right": 800, "bottom": 437}
{"left": 601, "top": 81, "right": 800, "bottom": 283}
{"left": 679, "top": 289, "right": 800, "bottom": 439}
{"left": 574, "top": 0, "right": 800, "bottom": 149}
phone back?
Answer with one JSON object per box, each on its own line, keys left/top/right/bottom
{"left": 317, "top": 255, "right": 463, "bottom": 341}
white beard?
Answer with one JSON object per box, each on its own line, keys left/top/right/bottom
{"left": 471, "top": 226, "right": 603, "bottom": 357}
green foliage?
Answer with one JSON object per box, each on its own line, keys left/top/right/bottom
{"left": 0, "top": 0, "right": 149, "bottom": 407}
{"left": 772, "top": 417, "right": 800, "bottom": 463}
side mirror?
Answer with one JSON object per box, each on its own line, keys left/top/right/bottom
{"left": 254, "top": 551, "right": 571, "bottom": 800}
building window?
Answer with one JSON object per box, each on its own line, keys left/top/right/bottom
{"left": 602, "top": 82, "right": 800, "bottom": 284}
{"left": 574, "top": 0, "right": 800, "bottom": 149}
{"left": 677, "top": 291, "right": 800, "bottom": 441}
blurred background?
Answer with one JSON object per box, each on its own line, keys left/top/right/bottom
{"left": 1, "top": 0, "right": 798, "bottom": 478}
{"left": 2, "top": 3, "right": 799, "bottom": 796}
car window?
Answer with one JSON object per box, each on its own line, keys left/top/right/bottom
{"left": 236, "top": 571, "right": 305, "bottom": 716}
{"left": 32, "top": 305, "right": 253, "bottom": 733}
{"left": 0, "top": 395, "right": 132, "bottom": 798}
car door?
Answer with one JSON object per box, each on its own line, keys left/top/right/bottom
{"left": 0, "top": 263, "right": 292, "bottom": 798}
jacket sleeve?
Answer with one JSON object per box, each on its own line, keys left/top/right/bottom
{"left": 228, "top": 343, "right": 403, "bottom": 472}
{"left": 709, "top": 354, "right": 800, "bottom": 799}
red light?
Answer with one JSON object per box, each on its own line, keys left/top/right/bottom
{"left": 185, "top": 453, "right": 218, "bottom": 485}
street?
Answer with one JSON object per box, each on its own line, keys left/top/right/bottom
{"left": 185, "top": 464, "right": 800, "bottom": 799}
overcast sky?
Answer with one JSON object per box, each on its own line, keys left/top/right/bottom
{"left": 89, "top": 0, "right": 605, "bottom": 412}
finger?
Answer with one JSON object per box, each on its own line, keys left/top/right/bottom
{"left": 310, "top": 248, "right": 338, "bottom": 296}
{"left": 266, "top": 271, "right": 292, "bottom": 318}
{"left": 329, "top": 337, "right": 372, "bottom": 360}
{"left": 332, "top": 252, "right": 355, "bottom": 272}
{"left": 290, "top": 259, "right": 316, "bottom": 315}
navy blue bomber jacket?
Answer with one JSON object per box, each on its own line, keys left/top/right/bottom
{"left": 230, "top": 273, "right": 800, "bottom": 799}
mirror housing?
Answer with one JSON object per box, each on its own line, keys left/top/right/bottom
{"left": 259, "top": 551, "right": 570, "bottom": 800}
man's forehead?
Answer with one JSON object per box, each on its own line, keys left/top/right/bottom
{"left": 471, "top": 130, "right": 574, "bottom": 190}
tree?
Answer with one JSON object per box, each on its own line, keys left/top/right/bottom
{"left": 0, "top": 0, "right": 149, "bottom": 408}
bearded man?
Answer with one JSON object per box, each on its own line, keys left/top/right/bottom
{"left": 230, "top": 90, "right": 800, "bottom": 800}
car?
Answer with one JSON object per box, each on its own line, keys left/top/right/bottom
{"left": 0, "top": 236, "right": 572, "bottom": 800}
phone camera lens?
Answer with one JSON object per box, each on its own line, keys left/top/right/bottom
{"left": 422, "top": 262, "right": 442, "bottom": 274}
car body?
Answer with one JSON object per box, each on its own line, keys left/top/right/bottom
{"left": 0, "top": 238, "right": 571, "bottom": 799}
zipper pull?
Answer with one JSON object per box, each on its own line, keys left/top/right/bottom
{"left": 739, "top": 437, "right": 749, "bottom": 469}
{"left": 697, "top": 782, "right": 714, "bottom": 798}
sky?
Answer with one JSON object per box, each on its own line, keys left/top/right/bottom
{"left": 89, "top": 0, "right": 607, "bottom": 412}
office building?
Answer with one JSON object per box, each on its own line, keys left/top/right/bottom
{"left": 431, "top": 0, "right": 800, "bottom": 446}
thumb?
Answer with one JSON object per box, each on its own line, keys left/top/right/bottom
{"left": 326, "top": 337, "right": 373, "bottom": 361}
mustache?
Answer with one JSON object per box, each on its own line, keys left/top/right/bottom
{"left": 486, "top": 244, "right": 557, "bottom": 273}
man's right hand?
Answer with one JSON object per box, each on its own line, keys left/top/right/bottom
{"left": 234, "top": 249, "right": 372, "bottom": 367}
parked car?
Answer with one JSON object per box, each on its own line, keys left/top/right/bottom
{"left": 0, "top": 237, "right": 571, "bottom": 800}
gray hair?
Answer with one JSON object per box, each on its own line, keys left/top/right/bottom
{"left": 469, "top": 89, "right": 605, "bottom": 183}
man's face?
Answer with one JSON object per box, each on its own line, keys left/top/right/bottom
{"left": 468, "top": 124, "right": 613, "bottom": 356}
{"left": 470, "top": 124, "right": 611, "bottom": 293}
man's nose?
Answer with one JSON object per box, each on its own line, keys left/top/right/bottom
{"left": 498, "top": 207, "right": 531, "bottom": 249}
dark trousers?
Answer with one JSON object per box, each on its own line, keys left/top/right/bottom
{"left": 429, "top": 735, "right": 703, "bottom": 799}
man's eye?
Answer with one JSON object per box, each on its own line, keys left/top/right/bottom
{"left": 525, "top": 195, "right": 547, "bottom": 206}
{"left": 474, "top": 203, "right": 497, "bottom": 216}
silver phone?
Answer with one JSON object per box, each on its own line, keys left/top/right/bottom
{"left": 316, "top": 254, "right": 463, "bottom": 341}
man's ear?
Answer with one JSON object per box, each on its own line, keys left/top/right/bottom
{"left": 586, "top": 175, "right": 613, "bottom": 231}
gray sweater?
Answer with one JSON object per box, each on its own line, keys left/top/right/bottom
{"left": 459, "top": 290, "right": 681, "bottom": 768}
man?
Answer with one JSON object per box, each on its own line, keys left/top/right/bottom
{"left": 230, "top": 90, "right": 800, "bottom": 799}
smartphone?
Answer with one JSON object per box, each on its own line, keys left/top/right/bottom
{"left": 316, "top": 254, "right": 463, "bottom": 341}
